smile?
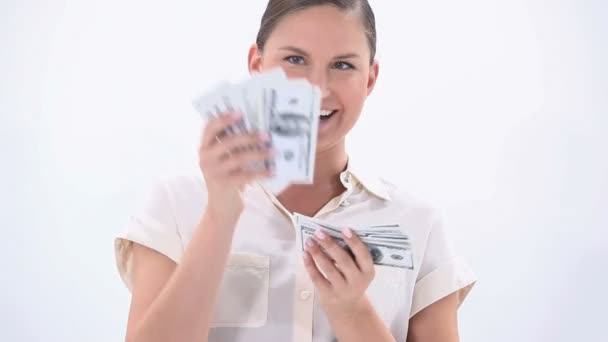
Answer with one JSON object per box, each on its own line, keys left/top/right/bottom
{"left": 320, "top": 109, "right": 338, "bottom": 120}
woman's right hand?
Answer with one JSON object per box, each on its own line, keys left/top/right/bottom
{"left": 198, "top": 112, "right": 274, "bottom": 223}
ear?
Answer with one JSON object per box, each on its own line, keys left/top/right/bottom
{"left": 248, "top": 43, "right": 263, "bottom": 75}
{"left": 366, "top": 60, "right": 380, "bottom": 96}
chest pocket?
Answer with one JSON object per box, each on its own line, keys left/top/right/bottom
{"left": 210, "top": 252, "right": 270, "bottom": 328}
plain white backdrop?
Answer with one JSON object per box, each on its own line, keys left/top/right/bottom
{"left": 1, "top": 0, "right": 606, "bottom": 341}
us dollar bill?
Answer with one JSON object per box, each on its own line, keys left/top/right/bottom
{"left": 192, "top": 82, "right": 249, "bottom": 137}
{"left": 266, "top": 82, "right": 319, "bottom": 181}
{"left": 294, "top": 213, "right": 414, "bottom": 270}
{"left": 191, "top": 68, "right": 321, "bottom": 194}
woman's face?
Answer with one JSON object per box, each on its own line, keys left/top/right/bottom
{"left": 249, "top": 5, "right": 379, "bottom": 152}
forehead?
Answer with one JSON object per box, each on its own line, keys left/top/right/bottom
{"left": 264, "top": 5, "right": 368, "bottom": 55}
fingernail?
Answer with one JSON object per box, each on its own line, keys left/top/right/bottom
{"left": 306, "top": 238, "right": 316, "bottom": 248}
{"left": 302, "top": 252, "right": 309, "bottom": 261}
{"left": 342, "top": 227, "right": 353, "bottom": 239}
{"left": 231, "top": 112, "right": 242, "bottom": 119}
{"left": 259, "top": 132, "right": 269, "bottom": 141}
{"left": 314, "top": 230, "right": 326, "bottom": 240}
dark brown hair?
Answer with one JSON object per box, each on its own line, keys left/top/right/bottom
{"left": 256, "top": 0, "right": 377, "bottom": 64}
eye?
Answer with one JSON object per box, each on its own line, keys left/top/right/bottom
{"left": 284, "top": 55, "right": 305, "bottom": 65}
{"left": 333, "top": 61, "right": 355, "bottom": 70}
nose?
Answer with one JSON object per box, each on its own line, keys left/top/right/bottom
{"left": 307, "top": 68, "right": 331, "bottom": 98}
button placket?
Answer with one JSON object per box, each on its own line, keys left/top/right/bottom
{"left": 292, "top": 261, "right": 315, "bottom": 342}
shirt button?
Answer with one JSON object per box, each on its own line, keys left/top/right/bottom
{"left": 299, "top": 290, "right": 311, "bottom": 301}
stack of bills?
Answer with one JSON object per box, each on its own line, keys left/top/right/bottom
{"left": 193, "top": 69, "right": 321, "bottom": 194}
{"left": 294, "top": 213, "right": 414, "bottom": 269}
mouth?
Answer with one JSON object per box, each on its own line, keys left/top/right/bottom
{"left": 320, "top": 109, "right": 338, "bottom": 121}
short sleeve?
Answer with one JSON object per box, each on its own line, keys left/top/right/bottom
{"left": 410, "top": 212, "right": 477, "bottom": 317}
{"left": 114, "top": 180, "right": 184, "bottom": 292}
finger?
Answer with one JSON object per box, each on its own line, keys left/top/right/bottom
{"left": 305, "top": 238, "right": 346, "bottom": 288}
{"left": 201, "top": 112, "right": 243, "bottom": 148}
{"left": 230, "top": 167, "right": 274, "bottom": 186}
{"left": 341, "top": 228, "right": 375, "bottom": 275}
{"left": 312, "top": 230, "right": 359, "bottom": 281}
{"left": 209, "top": 132, "right": 270, "bottom": 160}
{"left": 302, "top": 251, "right": 331, "bottom": 292}
{"left": 218, "top": 148, "right": 276, "bottom": 175}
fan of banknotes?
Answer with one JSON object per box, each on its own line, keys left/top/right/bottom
{"left": 192, "top": 69, "right": 321, "bottom": 194}
{"left": 295, "top": 213, "right": 414, "bottom": 269}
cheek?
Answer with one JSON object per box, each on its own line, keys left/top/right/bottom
{"left": 260, "top": 56, "right": 285, "bottom": 71}
{"left": 336, "top": 79, "right": 368, "bottom": 108}
{"left": 282, "top": 66, "right": 309, "bottom": 79}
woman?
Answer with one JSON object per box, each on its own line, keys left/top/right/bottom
{"left": 115, "top": 1, "right": 477, "bottom": 341}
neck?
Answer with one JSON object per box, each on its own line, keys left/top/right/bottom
{"left": 276, "top": 140, "right": 348, "bottom": 215}
{"left": 312, "top": 141, "right": 348, "bottom": 186}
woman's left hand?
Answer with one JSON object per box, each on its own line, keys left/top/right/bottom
{"left": 303, "top": 227, "right": 376, "bottom": 317}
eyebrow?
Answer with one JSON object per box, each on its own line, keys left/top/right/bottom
{"left": 279, "top": 46, "right": 361, "bottom": 60}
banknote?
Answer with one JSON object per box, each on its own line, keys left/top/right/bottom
{"left": 192, "top": 68, "right": 321, "bottom": 194}
{"left": 265, "top": 80, "right": 320, "bottom": 185}
{"left": 192, "top": 82, "right": 248, "bottom": 137}
{"left": 294, "top": 213, "right": 414, "bottom": 270}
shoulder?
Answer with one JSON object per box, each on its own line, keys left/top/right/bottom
{"left": 137, "top": 172, "right": 209, "bottom": 230}
{"left": 374, "top": 176, "right": 441, "bottom": 228}
{"left": 347, "top": 158, "right": 440, "bottom": 227}
{"left": 154, "top": 171, "right": 208, "bottom": 202}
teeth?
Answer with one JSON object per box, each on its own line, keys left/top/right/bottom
{"left": 320, "top": 110, "right": 334, "bottom": 117}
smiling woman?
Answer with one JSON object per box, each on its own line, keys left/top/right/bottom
{"left": 114, "top": 1, "right": 476, "bottom": 342}
{"left": 252, "top": 2, "right": 376, "bottom": 142}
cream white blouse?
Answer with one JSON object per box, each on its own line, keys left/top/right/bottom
{"left": 115, "top": 159, "right": 477, "bottom": 341}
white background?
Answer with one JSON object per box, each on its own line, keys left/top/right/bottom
{"left": 1, "top": 0, "right": 606, "bottom": 341}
